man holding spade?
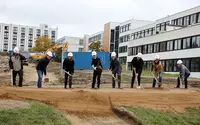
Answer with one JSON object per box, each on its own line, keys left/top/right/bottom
{"left": 63, "top": 52, "right": 74, "bottom": 89}
{"left": 91, "top": 51, "right": 103, "bottom": 89}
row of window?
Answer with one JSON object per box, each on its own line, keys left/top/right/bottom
{"left": 119, "top": 46, "right": 127, "bottom": 53}
{"left": 119, "top": 34, "right": 130, "bottom": 43}
{"left": 128, "top": 35, "right": 200, "bottom": 56}
{"left": 156, "top": 22, "right": 170, "bottom": 32}
{"left": 88, "top": 34, "right": 101, "bottom": 43}
{"left": 171, "top": 12, "right": 200, "bottom": 26}
{"left": 120, "top": 23, "right": 131, "bottom": 33}
{"left": 128, "top": 57, "right": 200, "bottom": 72}
{"left": 131, "top": 27, "right": 156, "bottom": 40}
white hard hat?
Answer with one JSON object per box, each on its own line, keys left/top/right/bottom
{"left": 136, "top": 53, "right": 142, "bottom": 58}
{"left": 92, "top": 51, "right": 97, "bottom": 56}
{"left": 68, "top": 52, "right": 73, "bottom": 57}
{"left": 47, "top": 51, "right": 53, "bottom": 57}
{"left": 13, "top": 47, "right": 19, "bottom": 54}
{"left": 154, "top": 55, "right": 160, "bottom": 60}
{"left": 177, "top": 60, "right": 183, "bottom": 64}
{"left": 111, "top": 52, "right": 116, "bottom": 57}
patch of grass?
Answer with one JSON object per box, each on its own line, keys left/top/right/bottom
{"left": 126, "top": 106, "right": 200, "bottom": 125}
{"left": 0, "top": 101, "right": 70, "bottom": 125}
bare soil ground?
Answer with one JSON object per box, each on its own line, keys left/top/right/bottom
{"left": 0, "top": 63, "right": 200, "bottom": 125}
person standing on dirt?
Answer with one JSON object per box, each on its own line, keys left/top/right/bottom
{"left": 131, "top": 53, "right": 144, "bottom": 89}
{"left": 108, "top": 52, "right": 122, "bottom": 88}
{"left": 151, "top": 55, "right": 163, "bottom": 88}
{"left": 36, "top": 52, "right": 52, "bottom": 88}
{"left": 63, "top": 52, "right": 74, "bottom": 89}
{"left": 9, "top": 47, "right": 26, "bottom": 87}
{"left": 91, "top": 51, "right": 103, "bottom": 89}
{"left": 176, "top": 60, "right": 190, "bottom": 89}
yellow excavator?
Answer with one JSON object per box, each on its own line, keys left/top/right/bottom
{"left": 31, "top": 42, "right": 69, "bottom": 61}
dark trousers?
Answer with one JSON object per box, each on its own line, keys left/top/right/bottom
{"left": 65, "top": 73, "right": 72, "bottom": 88}
{"left": 37, "top": 70, "right": 43, "bottom": 88}
{"left": 131, "top": 70, "right": 141, "bottom": 88}
{"left": 92, "top": 71, "right": 101, "bottom": 88}
{"left": 13, "top": 70, "right": 23, "bottom": 87}
{"left": 177, "top": 74, "right": 190, "bottom": 89}
{"left": 112, "top": 73, "right": 121, "bottom": 88}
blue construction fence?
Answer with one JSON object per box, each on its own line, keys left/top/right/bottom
{"left": 62, "top": 52, "right": 110, "bottom": 70}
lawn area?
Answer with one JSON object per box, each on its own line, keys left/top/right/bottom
{"left": 0, "top": 101, "right": 70, "bottom": 125}
{"left": 125, "top": 107, "right": 200, "bottom": 125}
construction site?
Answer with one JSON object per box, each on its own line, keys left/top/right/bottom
{"left": 0, "top": 52, "right": 200, "bottom": 125}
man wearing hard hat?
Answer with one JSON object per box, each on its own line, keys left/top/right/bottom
{"left": 108, "top": 52, "right": 122, "bottom": 88}
{"left": 131, "top": 53, "right": 144, "bottom": 88}
{"left": 91, "top": 51, "right": 103, "bottom": 89}
{"left": 151, "top": 55, "right": 163, "bottom": 88}
{"left": 36, "top": 51, "right": 52, "bottom": 88}
{"left": 9, "top": 47, "right": 26, "bottom": 87}
{"left": 63, "top": 52, "right": 75, "bottom": 89}
{"left": 176, "top": 60, "right": 190, "bottom": 89}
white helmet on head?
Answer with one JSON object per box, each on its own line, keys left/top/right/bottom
{"left": 136, "top": 53, "right": 142, "bottom": 58}
{"left": 154, "top": 55, "right": 160, "bottom": 60}
{"left": 111, "top": 52, "right": 116, "bottom": 57}
{"left": 13, "top": 47, "right": 19, "bottom": 54}
{"left": 177, "top": 60, "right": 183, "bottom": 64}
{"left": 47, "top": 51, "right": 53, "bottom": 57}
{"left": 92, "top": 51, "right": 97, "bottom": 56}
{"left": 68, "top": 52, "right": 73, "bottom": 57}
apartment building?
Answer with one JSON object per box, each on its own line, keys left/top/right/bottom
{"left": 0, "top": 23, "right": 58, "bottom": 52}
{"left": 126, "top": 5, "right": 200, "bottom": 77}
{"left": 57, "top": 36, "right": 84, "bottom": 52}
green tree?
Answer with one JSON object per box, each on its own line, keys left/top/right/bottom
{"left": 89, "top": 41, "right": 102, "bottom": 52}
{"left": 31, "top": 36, "right": 52, "bottom": 52}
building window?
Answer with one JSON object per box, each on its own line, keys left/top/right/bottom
{"left": 183, "top": 16, "right": 190, "bottom": 26}
{"left": 78, "top": 48, "right": 83, "bottom": 52}
{"left": 147, "top": 44, "right": 153, "bottom": 53}
{"left": 167, "top": 40, "right": 173, "bottom": 51}
{"left": 174, "top": 39, "right": 182, "bottom": 50}
{"left": 127, "top": 34, "right": 130, "bottom": 41}
{"left": 133, "top": 47, "right": 137, "bottom": 55}
{"left": 159, "top": 42, "right": 166, "bottom": 52}
{"left": 142, "top": 45, "right": 147, "bottom": 54}
{"left": 149, "top": 28, "right": 153, "bottom": 35}
{"left": 145, "top": 29, "right": 149, "bottom": 36}
{"left": 79, "top": 39, "right": 84, "bottom": 46}
{"left": 119, "top": 57, "right": 127, "bottom": 64}
{"left": 177, "top": 18, "right": 183, "bottom": 26}
{"left": 191, "top": 58, "right": 200, "bottom": 72}
{"left": 182, "top": 37, "right": 191, "bottom": 49}
{"left": 119, "top": 46, "right": 127, "bottom": 53}
{"left": 128, "top": 24, "right": 131, "bottom": 31}
{"left": 131, "top": 33, "right": 135, "bottom": 40}
{"left": 198, "top": 13, "right": 200, "bottom": 23}
{"left": 21, "top": 28, "right": 25, "bottom": 33}
{"left": 192, "top": 36, "right": 200, "bottom": 48}
{"left": 156, "top": 24, "right": 161, "bottom": 32}
{"left": 153, "top": 43, "right": 159, "bottom": 53}
{"left": 128, "top": 47, "right": 133, "bottom": 56}
{"left": 120, "top": 37, "right": 123, "bottom": 43}
{"left": 160, "top": 23, "right": 166, "bottom": 31}
{"left": 190, "top": 14, "right": 197, "bottom": 24}
{"left": 4, "top": 26, "right": 9, "bottom": 30}
{"left": 182, "top": 59, "right": 190, "bottom": 70}
{"left": 13, "top": 27, "right": 18, "bottom": 32}
{"left": 44, "top": 30, "right": 48, "bottom": 36}
{"left": 137, "top": 46, "right": 142, "bottom": 53}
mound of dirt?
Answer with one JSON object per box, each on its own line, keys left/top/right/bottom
{"left": 0, "top": 55, "right": 10, "bottom": 72}
{"left": 0, "top": 99, "right": 30, "bottom": 110}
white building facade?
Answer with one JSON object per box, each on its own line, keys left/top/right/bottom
{"left": 0, "top": 23, "right": 58, "bottom": 52}
{"left": 126, "top": 6, "right": 200, "bottom": 77}
{"left": 118, "top": 19, "right": 153, "bottom": 64}
{"left": 56, "top": 36, "right": 84, "bottom": 52}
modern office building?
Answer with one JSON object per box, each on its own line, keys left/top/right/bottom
{"left": 118, "top": 19, "right": 152, "bottom": 64}
{"left": 56, "top": 36, "right": 84, "bottom": 52}
{"left": 126, "top": 5, "right": 200, "bottom": 77}
{"left": 0, "top": 23, "right": 58, "bottom": 52}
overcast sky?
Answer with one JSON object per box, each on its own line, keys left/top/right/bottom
{"left": 0, "top": 0, "right": 200, "bottom": 38}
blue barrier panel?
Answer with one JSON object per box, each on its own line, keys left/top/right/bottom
{"left": 62, "top": 52, "right": 110, "bottom": 70}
